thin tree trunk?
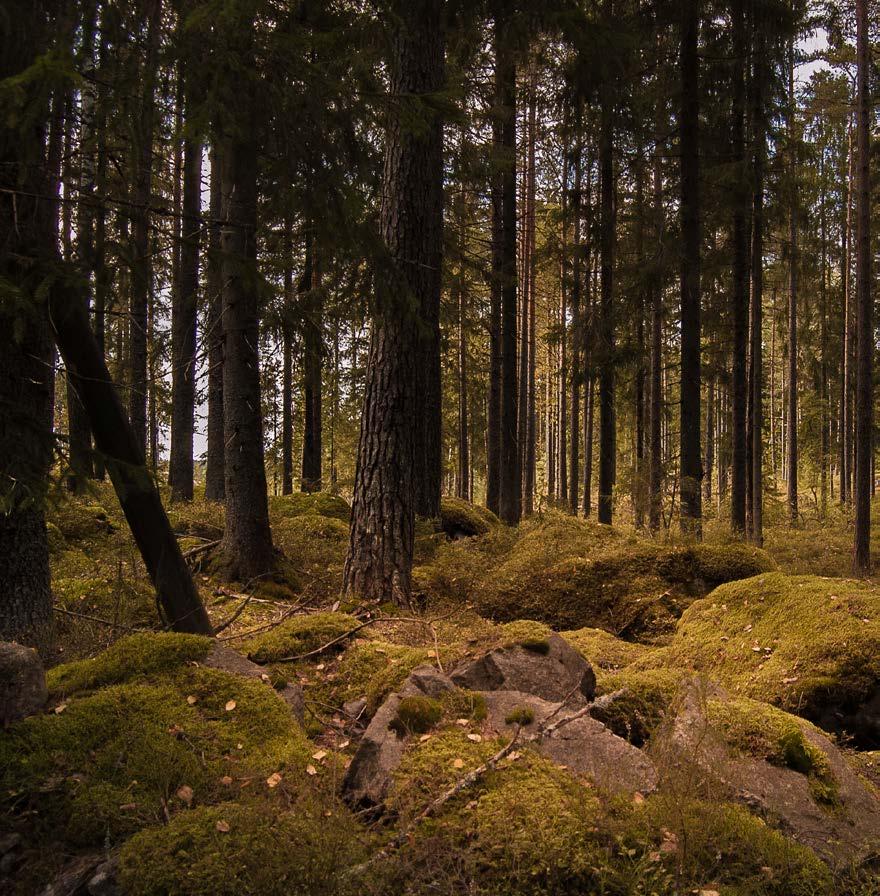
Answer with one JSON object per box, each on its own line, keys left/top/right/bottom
{"left": 569, "top": 104, "right": 583, "bottom": 514}
{"left": 486, "top": 116, "right": 503, "bottom": 516}
{"left": 205, "top": 145, "right": 225, "bottom": 501}
{"left": 301, "top": 229, "right": 323, "bottom": 493}
{"left": 649, "top": 114, "right": 663, "bottom": 533}
{"left": 457, "top": 190, "right": 470, "bottom": 501}
{"left": 786, "top": 40, "right": 798, "bottom": 525}
{"left": 853, "top": 0, "right": 872, "bottom": 573}
{"left": 281, "top": 218, "right": 294, "bottom": 496}
{"left": 523, "top": 64, "right": 537, "bottom": 515}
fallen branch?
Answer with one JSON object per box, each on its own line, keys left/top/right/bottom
{"left": 212, "top": 593, "right": 253, "bottom": 636}
{"left": 182, "top": 539, "right": 220, "bottom": 561}
{"left": 53, "top": 605, "right": 147, "bottom": 633}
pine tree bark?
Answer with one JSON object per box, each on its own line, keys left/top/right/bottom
{"left": 486, "top": 116, "right": 502, "bottom": 516}
{"left": 523, "top": 65, "right": 537, "bottom": 515}
{"left": 300, "top": 230, "right": 323, "bottom": 493}
{"left": 169, "top": 60, "right": 201, "bottom": 503}
{"left": 786, "top": 41, "right": 798, "bottom": 526}
{"left": 495, "top": 11, "right": 520, "bottom": 525}
{"left": 679, "top": 0, "right": 702, "bottom": 536}
{"left": 456, "top": 188, "right": 470, "bottom": 501}
{"left": 204, "top": 145, "right": 225, "bottom": 501}
{"left": 729, "top": 0, "right": 749, "bottom": 534}
{"left": 217, "top": 23, "right": 274, "bottom": 581}
{"left": 281, "top": 222, "right": 294, "bottom": 497}
{"left": 128, "top": 0, "right": 161, "bottom": 456}
{"left": 853, "top": 0, "right": 872, "bottom": 573}
{"left": 344, "top": 0, "right": 444, "bottom": 606}
{"left": 649, "top": 112, "right": 664, "bottom": 532}
{"left": 0, "top": 0, "right": 55, "bottom": 646}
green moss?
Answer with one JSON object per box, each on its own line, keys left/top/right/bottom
{"left": 48, "top": 499, "right": 113, "bottom": 540}
{"left": 47, "top": 632, "right": 212, "bottom": 697}
{"left": 441, "top": 688, "right": 487, "bottom": 722}
{"left": 269, "top": 492, "right": 350, "bottom": 523}
{"left": 391, "top": 696, "right": 443, "bottom": 735}
{"left": 590, "top": 667, "right": 681, "bottom": 746}
{"left": 45, "top": 521, "right": 66, "bottom": 553}
{"left": 654, "top": 573, "right": 880, "bottom": 727}
{"left": 118, "top": 799, "right": 365, "bottom": 896}
{"left": 705, "top": 697, "right": 839, "bottom": 806}
{"left": 499, "top": 620, "right": 552, "bottom": 653}
{"left": 561, "top": 626, "right": 651, "bottom": 670}
{"left": 422, "top": 513, "right": 774, "bottom": 637}
{"left": 165, "top": 498, "right": 225, "bottom": 540}
{"left": 1, "top": 663, "right": 312, "bottom": 848}
{"left": 439, "top": 497, "right": 497, "bottom": 538}
{"left": 242, "top": 612, "right": 358, "bottom": 664}
{"left": 504, "top": 706, "right": 535, "bottom": 726}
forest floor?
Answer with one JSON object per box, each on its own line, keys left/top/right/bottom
{"left": 2, "top": 484, "right": 880, "bottom": 895}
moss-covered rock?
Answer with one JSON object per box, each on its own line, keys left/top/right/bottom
{"left": 242, "top": 612, "right": 359, "bottom": 664}
{"left": 118, "top": 799, "right": 365, "bottom": 896}
{"left": 439, "top": 497, "right": 499, "bottom": 539}
{"left": 45, "top": 521, "right": 66, "bottom": 554}
{"left": 419, "top": 513, "right": 774, "bottom": 639}
{"left": 47, "top": 632, "right": 212, "bottom": 696}
{"left": 47, "top": 499, "right": 114, "bottom": 540}
{"left": 590, "top": 667, "right": 682, "bottom": 746}
{"left": 390, "top": 695, "right": 443, "bottom": 735}
{"left": 269, "top": 491, "right": 351, "bottom": 523}
{"left": 652, "top": 572, "right": 880, "bottom": 746}
{"left": 561, "top": 626, "right": 651, "bottom": 671}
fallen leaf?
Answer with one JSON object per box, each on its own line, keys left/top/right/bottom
{"left": 467, "top": 733, "right": 482, "bottom": 743}
{"left": 316, "top": 663, "right": 325, "bottom": 671}
{"left": 456, "top": 718, "right": 469, "bottom": 727}
{"left": 419, "top": 734, "right": 432, "bottom": 742}
{"left": 453, "top": 758, "right": 464, "bottom": 769}
{"left": 632, "top": 792, "right": 645, "bottom": 805}
{"left": 220, "top": 776, "right": 233, "bottom": 786}
{"left": 266, "top": 773, "right": 282, "bottom": 788}
{"left": 312, "top": 749, "right": 328, "bottom": 761}
{"left": 306, "top": 765, "right": 318, "bottom": 776}
{"left": 225, "top": 700, "right": 237, "bottom": 712}
{"left": 338, "top": 739, "right": 350, "bottom": 749}
{"left": 186, "top": 695, "right": 198, "bottom": 705}
{"left": 176, "top": 785, "right": 194, "bottom": 805}
{"left": 216, "top": 820, "right": 230, "bottom": 833}
{"left": 54, "top": 704, "right": 67, "bottom": 715}
{"left": 118, "top": 803, "right": 137, "bottom": 811}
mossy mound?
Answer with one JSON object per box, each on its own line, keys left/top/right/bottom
{"left": 419, "top": 513, "right": 774, "bottom": 639}
{"left": 705, "top": 697, "right": 838, "bottom": 805}
{"left": 241, "top": 612, "right": 359, "bottom": 664}
{"left": 438, "top": 497, "right": 499, "bottom": 538}
{"left": 165, "top": 498, "right": 225, "bottom": 540}
{"left": 2, "top": 634, "right": 313, "bottom": 850}
{"left": 118, "top": 799, "right": 365, "bottom": 896}
{"left": 45, "top": 521, "right": 66, "bottom": 553}
{"left": 47, "top": 498, "right": 114, "bottom": 540}
{"left": 561, "top": 626, "right": 652, "bottom": 671}
{"left": 591, "top": 667, "right": 682, "bottom": 746}
{"left": 653, "top": 572, "right": 880, "bottom": 746}
{"left": 47, "top": 632, "right": 212, "bottom": 696}
{"left": 378, "top": 728, "right": 831, "bottom": 895}
{"left": 269, "top": 491, "right": 351, "bottom": 523}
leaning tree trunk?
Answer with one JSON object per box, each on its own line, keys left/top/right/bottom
{"left": 343, "top": 0, "right": 444, "bottom": 608}
{"left": 853, "top": 0, "right": 872, "bottom": 573}
{"left": 679, "top": 0, "right": 702, "bottom": 536}
{"left": 216, "top": 25, "right": 274, "bottom": 581}
{"left": 169, "top": 60, "right": 202, "bottom": 503}
{"left": 0, "top": 0, "right": 55, "bottom": 647}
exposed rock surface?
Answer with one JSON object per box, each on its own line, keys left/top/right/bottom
{"left": 202, "top": 643, "right": 304, "bottom": 721}
{"left": 450, "top": 632, "right": 596, "bottom": 703}
{"left": 0, "top": 642, "right": 47, "bottom": 725}
{"left": 653, "top": 679, "right": 880, "bottom": 865}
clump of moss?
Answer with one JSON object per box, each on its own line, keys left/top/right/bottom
{"left": 499, "top": 619, "right": 552, "bottom": 654}
{"left": 269, "top": 492, "right": 351, "bottom": 523}
{"left": 705, "top": 697, "right": 838, "bottom": 805}
{"left": 45, "top": 521, "right": 66, "bottom": 553}
{"left": 391, "top": 696, "right": 443, "bottom": 735}
{"left": 590, "top": 667, "right": 681, "bottom": 746}
{"left": 118, "top": 799, "right": 365, "bottom": 896}
{"left": 561, "top": 626, "right": 651, "bottom": 670}
{"left": 439, "top": 497, "right": 499, "bottom": 538}
{"left": 654, "top": 572, "right": 880, "bottom": 742}
{"left": 441, "top": 688, "right": 487, "bottom": 723}
{"left": 165, "top": 498, "right": 225, "bottom": 540}
{"left": 270, "top": 515, "right": 348, "bottom": 591}
{"left": 1, "top": 661, "right": 313, "bottom": 848}
{"left": 242, "top": 612, "right": 359, "bottom": 664}
{"left": 47, "top": 632, "right": 212, "bottom": 697}
{"left": 47, "top": 498, "right": 114, "bottom": 541}
{"left": 504, "top": 706, "right": 535, "bottom": 726}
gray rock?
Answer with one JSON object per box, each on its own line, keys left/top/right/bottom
{"left": 343, "top": 697, "right": 367, "bottom": 722}
{"left": 480, "top": 690, "right": 657, "bottom": 795}
{"left": 343, "top": 665, "right": 455, "bottom": 806}
{"left": 202, "top": 644, "right": 304, "bottom": 721}
{"left": 0, "top": 642, "right": 47, "bottom": 725}
{"left": 653, "top": 679, "right": 880, "bottom": 865}
{"left": 87, "top": 858, "right": 120, "bottom": 896}
{"left": 451, "top": 632, "right": 596, "bottom": 703}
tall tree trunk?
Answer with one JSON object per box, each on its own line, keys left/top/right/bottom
{"left": 457, "top": 195, "right": 470, "bottom": 501}
{"left": 217, "top": 22, "right": 274, "bottom": 581}
{"left": 730, "top": 0, "right": 749, "bottom": 534}
{"left": 598, "top": 4, "right": 616, "bottom": 525}
{"left": 679, "top": 0, "right": 702, "bottom": 536}
{"left": 0, "top": 0, "right": 55, "bottom": 646}
{"left": 205, "top": 145, "right": 225, "bottom": 501}
{"left": 523, "top": 64, "right": 537, "bottom": 515}
{"left": 281, "top": 220, "right": 294, "bottom": 497}
{"left": 301, "top": 230, "right": 323, "bottom": 493}
{"left": 128, "top": 0, "right": 161, "bottom": 456}
{"left": 486, "top": 116, "right": 502, "bottom": 515}
{"left": 649, "top": 115, "right": 664, "bottom": 532}
{"left": 786, "top": 39, "right": 798, "bottom": 525}
{"left": 853, "top": 0, "right": 872, "bottom": 573}
{"left": 169, "top": 61, "right": 202, "bottom": 503}
{"left": 634, "top": 144, "right": 646, "bottom": 527}
{"left": 748, "top": 14, "right": 766, "bottom": 546}
{"left": 344, "top": 0, "right": 444, "bottom": 606}
{"left": 819, "top": 149, "right": 829, "bottom": 520}
{"left": 496, "top": 12, "right": 520, "bottom": 525}
{"left": 569, "top": 106, "right": 583, "bottom": 514}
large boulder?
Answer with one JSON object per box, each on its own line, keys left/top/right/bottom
{"left": 651, "top": 679, "right": 880, "bottom": 865}
{"left": 450, "top": 632, "right": 596, "bottom": 703}
{"left": 0, "top": 642, "right": 47, "bottom": 725}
